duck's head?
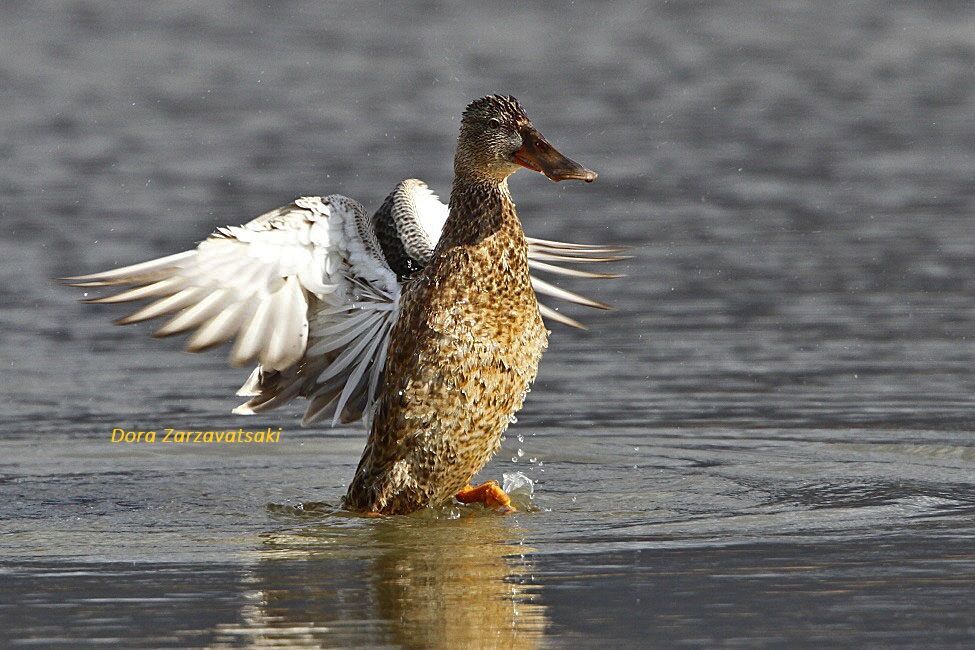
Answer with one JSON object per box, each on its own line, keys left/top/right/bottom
{"left": 455, "top": 94, "right": 597, "bottom": 184}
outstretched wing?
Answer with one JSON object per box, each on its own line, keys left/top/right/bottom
{"left": 66, "top": 181, "right": 623, "bottom": 428}
{"left": 65, "top": 195, "right": 401, "bottom": 426}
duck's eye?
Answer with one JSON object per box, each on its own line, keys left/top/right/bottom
{"left": 488, "top": 118, "right": 501, "bottom": 128}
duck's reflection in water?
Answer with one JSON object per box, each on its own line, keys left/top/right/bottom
{"left": 213, "top": 507, "right": 547, "bottom": 648}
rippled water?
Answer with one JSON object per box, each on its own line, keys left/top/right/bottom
{"left": 2, "top": 1, "right": 974, "bottom": 647}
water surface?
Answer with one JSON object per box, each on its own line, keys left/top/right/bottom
{"left": 1, "top": 1, "right": 974, "bottom": 646}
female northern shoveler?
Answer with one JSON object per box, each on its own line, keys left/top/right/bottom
{"left": 65, "top": 95, "right": 620, "bottom": 515}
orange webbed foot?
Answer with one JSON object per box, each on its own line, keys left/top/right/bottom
{"left": 455, "top": 480, "right": 516, "bottom": 512}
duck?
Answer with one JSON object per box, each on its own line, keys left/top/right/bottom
{"left": 65, "top": 94, "right": 620, "bottom": 515}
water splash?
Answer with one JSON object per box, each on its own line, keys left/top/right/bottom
{"left": 502, "top": 471, "right": 535, "bottom": 510}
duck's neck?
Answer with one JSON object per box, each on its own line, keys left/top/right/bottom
{"left": 436, "top": 175, "right": 522, "bottom": 253}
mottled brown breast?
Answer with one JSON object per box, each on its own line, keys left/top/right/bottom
{"left": 344, "top": 180, "right": 548, "bottom": 514}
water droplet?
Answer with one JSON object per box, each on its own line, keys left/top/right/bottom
{"left": 509, "top": 414, "right": 518, "bottom": 424}
{"left": 517, "top": 448, "right": 524, "bottom": 457}
{"left": 517, "top": 434, "right": 524, "bottom": 443}
{"left": 529, "top": 457, "right": 537, "bottom": 463}
{"left": 634, "top": 446, "right": 640, "bottom": 451}
{"left": 511, "top": 457, "right": 518, "bottom": 463}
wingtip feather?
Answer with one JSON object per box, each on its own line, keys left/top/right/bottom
{"left": 531, "top": 276, "right": 612, "bottom": 310}
{"left": 538, "top": 303, "right": 589, "bottom": 330}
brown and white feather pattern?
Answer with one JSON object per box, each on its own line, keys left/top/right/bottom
{"left": 66, "top": 181, "right": 619, "bottom": 428}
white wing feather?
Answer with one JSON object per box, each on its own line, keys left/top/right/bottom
{"left": 66, "top": 197, "right": 360, "bottom": 370}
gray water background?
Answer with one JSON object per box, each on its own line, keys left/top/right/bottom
{"left": 1, "top": 1, "right": 974, "bottom": 647}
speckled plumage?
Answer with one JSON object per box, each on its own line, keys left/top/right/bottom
{"left": 344, "top": 97, "right": 552, "bottom": 514}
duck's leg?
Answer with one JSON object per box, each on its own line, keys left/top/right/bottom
{"left": 455, "top": 480, "right": 515, "bottom": 512}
